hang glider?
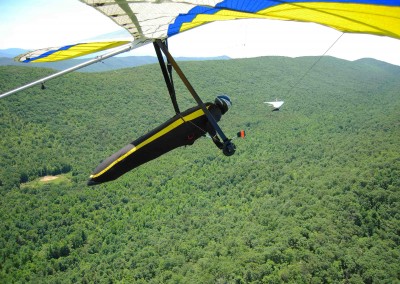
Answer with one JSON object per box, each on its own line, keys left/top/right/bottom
{"left": 265, "top": 100, "right": 284, "bottom": 111}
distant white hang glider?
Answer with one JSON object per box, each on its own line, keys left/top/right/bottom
{"left": 264, "top": 100, "right": 284, "bottom": 111}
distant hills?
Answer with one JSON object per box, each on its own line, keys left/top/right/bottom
{"left": 0, "top": 48, "right": 230, "bottom": 72}
{"left": 0, "top": 48, "right": 27, "bottom": 58}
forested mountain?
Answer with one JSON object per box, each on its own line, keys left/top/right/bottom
{"left": 0, "top": 56, "right": 399, "bottom": 283}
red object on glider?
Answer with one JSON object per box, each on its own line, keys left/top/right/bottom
{"left": 237, "top": 130, "right": 246, "bottom": 138}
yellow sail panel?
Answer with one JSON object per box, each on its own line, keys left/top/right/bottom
{"left": 16, "top": 41, "right": 130, "bottom": 63}
{"left": 178, "top": 3, "right": 400, "bottom": 39}
{"left": 256, "top": 3, "right": 400, "bottom": 39}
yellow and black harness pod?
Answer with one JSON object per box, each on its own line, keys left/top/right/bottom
{"left": 87, "top": 103, "right": 222, "bottom": 185}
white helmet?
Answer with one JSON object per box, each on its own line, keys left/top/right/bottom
{"left": 215, "top": 95, "right": 232, "bottom": 114}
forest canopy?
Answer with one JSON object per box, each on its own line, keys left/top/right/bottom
{"left": 0, "top": 56, "right": 399, "bottom": 283}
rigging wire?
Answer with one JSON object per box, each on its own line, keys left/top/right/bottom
{"left": 285, "top": 32, "right": 345, "bottom": 96}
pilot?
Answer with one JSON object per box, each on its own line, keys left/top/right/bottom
{"left": 87, "top": 95, "right": 233, "bottom": 185}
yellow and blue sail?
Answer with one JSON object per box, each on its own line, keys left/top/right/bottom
{"left": 167, "top": 0, "right": 400, "bottom": 39}
{"left": 17, "top": 41, "right": 130, "bottom": 63}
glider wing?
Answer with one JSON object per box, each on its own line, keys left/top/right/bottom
{"left": 15, "top": 41, "right": 130, "bottom": 63}
{"left": 80, "top": 0, "right": 400, "bottom": 41}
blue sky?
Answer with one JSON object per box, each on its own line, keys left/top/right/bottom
{"left": 1, "top": 0, "right": 400, "bottom": 65}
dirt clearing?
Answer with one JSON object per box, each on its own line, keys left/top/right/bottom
{"left": 40, "top": 176, "right": 59, "bottom": 182}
